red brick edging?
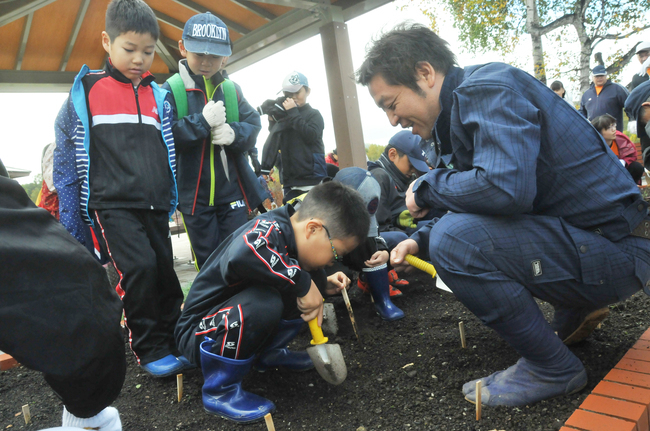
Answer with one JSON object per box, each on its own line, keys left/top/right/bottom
{"left": 0, "top": 353, "right": 18, "bottom": 371}
{"left": 561, "top": 328, "right": 650, "bottom": 431}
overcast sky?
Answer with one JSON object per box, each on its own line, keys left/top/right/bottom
{"left": 0, "top": 1, "right": 647, "bottom": 184}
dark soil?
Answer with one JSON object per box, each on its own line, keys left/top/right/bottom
{"left": 3, "top": 273, "right": 650, "bottom": 431}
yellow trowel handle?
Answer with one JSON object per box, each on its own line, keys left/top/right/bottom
{"left": 405, "top": 254, "right": 437, "bottom": 278}
{"left": 308, "top": 318, "right": 328, "bottom": 345}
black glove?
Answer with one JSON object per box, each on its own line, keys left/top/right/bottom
{"left": 251, "top": 157, "right": 262, "bottom": 177}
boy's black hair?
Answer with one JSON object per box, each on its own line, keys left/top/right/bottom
{"left": 591, "top": 114, "right": 616, "bottom": 132}
{"left": 383, "top": 144, "right": 405, "bottom": 158}
{"left": 356, "top": 22, "right": 457, "bottom": 95}
{"left": 550, "top": 81, "right": 564, "bottom": 92}
{"left": 296, "top": 182, "right": 369, "bottom": 245}
{"left": 105, "top": 0, "right": 159, "bottom": 42}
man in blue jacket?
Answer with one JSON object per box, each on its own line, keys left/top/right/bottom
{"left": 357, "top": 23, "right": 650, "bottom": 407}
{"left": 580, "top": 65, "right": 629, "bottom": 132}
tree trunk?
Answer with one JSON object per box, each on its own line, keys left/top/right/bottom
{"left": 574, "top": 21, "right": 592, "bottom": 94}
{"left": 525, "top": 0, "right": 546, "bottom": 83}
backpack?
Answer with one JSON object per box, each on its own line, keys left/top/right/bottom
{"left": 166, "top": 73, "right": 239, "bottom": 122}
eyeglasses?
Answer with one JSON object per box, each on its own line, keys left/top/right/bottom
{"left": 322, "top": 225, "right": 340, "bottom": 262}
{"left": 608, "top": 124, "right": 617, "bottom": 130}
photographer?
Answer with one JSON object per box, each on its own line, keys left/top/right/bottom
{"left": 260, "top": 71, "right": 327, "bottom": 204}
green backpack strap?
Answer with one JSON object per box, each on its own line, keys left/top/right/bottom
{"left": 167, "top": 73, "right": 188, "bottom": 119}
{"left": 222, "top": 79, "right": 239, "bottom": 123}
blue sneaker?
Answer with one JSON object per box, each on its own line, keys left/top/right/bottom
{"left": 463, "top": 357, "right": 587, "bottom": 406}
{"left": 140, "top": 354, "right": 185, "bottom": 377}
{"left": 177, "top": 355, "right": 197, "bottom": 370}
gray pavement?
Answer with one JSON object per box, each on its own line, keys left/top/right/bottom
{"left": 171, "top": 232, "right": 199, "bottom": 289}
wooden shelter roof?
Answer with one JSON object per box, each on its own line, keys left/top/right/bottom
{"left": 0, "top": 0, "right": 391, "bottom": 91}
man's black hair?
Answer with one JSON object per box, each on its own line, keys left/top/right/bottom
{"left": 296, "top": 181, "right": 369, "bottom": 245}
{"left": 105, "top": 0, "right": 159, "bottom": 42}
{"left": 591, "top": 114, "right": 617, "bottom": 133}
{"left": 550, "top": 81, "right": 565, "bottom": 97}
{"left": 383, "top": 144, "right": 405, "bottom": 158}
{"left": 356, "top": 22, "right": 457, "bottom": 95}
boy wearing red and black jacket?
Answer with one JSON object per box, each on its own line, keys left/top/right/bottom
{"left": 162, "top": 12, "right": 265, "bottom": 270}
{"left": 54, "top": 0, "right": 187, "bottom": 378}
{"left": 176, "top": 182, "right": 369, "bottom": 423}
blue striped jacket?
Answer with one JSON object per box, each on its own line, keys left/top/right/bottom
{"left": 54, "top": 64, "right": 178, "bottom": 248}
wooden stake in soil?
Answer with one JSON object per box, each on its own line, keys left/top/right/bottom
{"left": 177, "top": 374, "right": 183, "bottom": 402}
{"left": 264, "top": 412, "right": 275, "bottom": 431}
{"left": 341, "top": 288, "right": 361, "bottom": 344}
{"left": 459, "top": 321, "right": 467, "bottom": 348}
{"left": 22, "top": 404, "right": 31, "bottom": 424}
{"left": 475, "top": 380, "right": 482, "bottom": 421}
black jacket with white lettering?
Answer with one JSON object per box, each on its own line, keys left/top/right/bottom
{"left": 175, "top": 204, "right": 316, "bottom": 364}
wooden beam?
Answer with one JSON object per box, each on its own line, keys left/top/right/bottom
{"left": 229, "top": 0, "right": 276, "bottom": 21}
{"left": 15, "top": 12, "right": 33, "bottom": 70}
{"left": 59, "top": 0, "right": 91, "bottom": 71}
{"left": 152, "top": 9, "right": 184, "bottom": 31}
{"left": 0, "top": 0, "right": 55, "bottom": 27}
{"left": 170, "top": 0, "right": 250, "bottom": 35}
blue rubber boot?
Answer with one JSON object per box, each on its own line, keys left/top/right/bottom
{"left": 462, "top": 299, "right": 587, "bottom": 406}
{"left": 363, "top": 264, "right": 405, "bottom": 321}
{"left": 140, "top": 354, "right": 185, "bottom": 378}
{"left": 200, "top": 339, "right": 275, "bottom": 423}
{"left": 255, "top": 318, "right": 314, "bottom": 372}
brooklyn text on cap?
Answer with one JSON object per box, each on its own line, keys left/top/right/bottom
{"left": 592, "top": 65, "right": 607, "bottom": 76}
{"left": 333, "top": 167, "right": 380, "bottom": 238}
{"left": 281, "top": 71, "right": 309, "bottom": 93}
{"left": 182, "top": 12, "right": 231, "bottom": 57}
{"left": 637, "top": 41, "right": 650, "bottom": 54}
{"left": 388, "top": 130, "right": 430, "bottom": 174}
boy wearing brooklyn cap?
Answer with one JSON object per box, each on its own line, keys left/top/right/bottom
{"left": 260, "top": 71, "right": 327, "bottom": 204}
{"left": 163, "top": 12, "right": 265, "bottom": 270}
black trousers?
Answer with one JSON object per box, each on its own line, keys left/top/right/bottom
{"left": 94, "top": 208, "right": 183, "bottom": 365}
{"left": 183, "top": 200, "right": 249, "bottom": 270}
{"left": 191, "top": 286, "right": 302, "bottom": 362}
{"left": 0, "top": 176, "right": 125, "bottom": 418}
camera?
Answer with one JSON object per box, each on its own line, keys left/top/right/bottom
{"left": 256, "top": 97, "right": 288, "bottom": 122}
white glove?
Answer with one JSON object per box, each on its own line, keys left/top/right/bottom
{"left": 202, "top": 100, "right": 226, "bottom": 128}
{"left": 212, "top": 123, "right": 235, "bottom": 146}
{"left": 62, "top": 406, "right": 122, "bottom": 431}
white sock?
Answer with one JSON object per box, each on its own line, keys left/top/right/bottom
{"left": 62, "top": 406, "right": 122, "bottom": 431}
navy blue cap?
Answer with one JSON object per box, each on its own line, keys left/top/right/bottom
{"left": 592, "top": 65, "right": 607, "bottom": 76}
{"left": 388, "top": 131, "right": 429, "bottom": 173}
{"left": 182, "top": 13, "right": 231, "bottom": 57}
{"left": 333, "top": 167, "right": 380, "bottom": 237}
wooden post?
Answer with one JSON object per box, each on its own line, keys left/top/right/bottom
{"left": 475, "top": 380, "right": 482, "bottom": 420}
{"left": 22, "top": 404, "right": 31, "bottom": 424}
{"left": 177, "top": 374, "right": 183, "bottom": 402}
{"left": 264, "top": 412, "right": 275, "bottom": 431}
{"left": 341, "top": 288, "right": 360, "bottom": 343}
{"left": 459, "top": 322, "right": 467, "bottom": 348}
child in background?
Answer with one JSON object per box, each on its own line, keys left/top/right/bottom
{"left": 54, "top": 0, "right": 186, "bottom": 378}
{"left": 260, "top": 71, "right": 327, "bottom": 203}
{"left": 175, "top": 182, "right": 369, "bottom": 423}
{"left": 332, "top": 168, "right": 405, "bottom": 320}
{"left": 163, "top": 12, "right": 265, "bottom": 270}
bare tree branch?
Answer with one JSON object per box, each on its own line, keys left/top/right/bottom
{"left": 538, "top": 14, "right": 575, "bottom": 35}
